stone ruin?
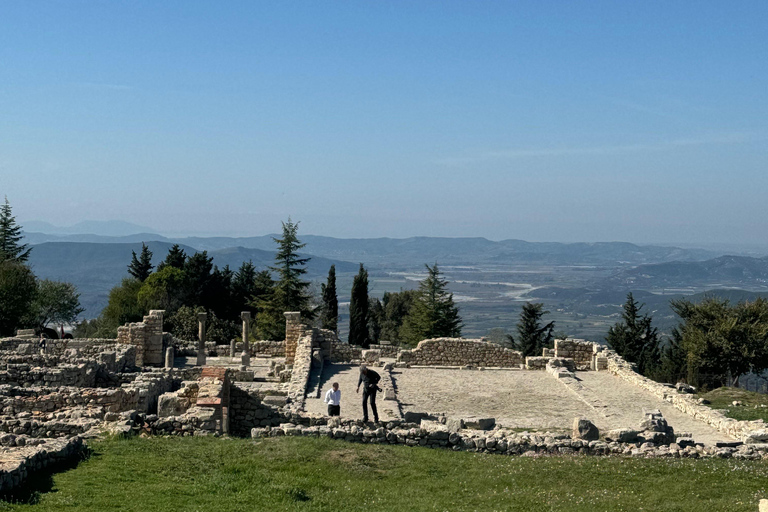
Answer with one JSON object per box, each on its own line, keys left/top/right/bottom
{"left": 2, "top": 309, "right": 768, "bottom": 495}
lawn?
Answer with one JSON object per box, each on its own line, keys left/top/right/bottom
{"left": 1, "top": 436, "right": 767, "bottom": 512}
{"left": 700, "top": 387, "right": 768, "bottom": 422}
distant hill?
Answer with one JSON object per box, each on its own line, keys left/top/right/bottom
{"left": 607, "top": 255, "right": 768, "bottom": 289}
{"left": 23, "top": 220, "right": 157, "bottom": 237}
{"left": 23, "top": 232, "right": 721, "bottom": 267}
{"left": 26, "top": 242, "right": 356, "bottom": 316}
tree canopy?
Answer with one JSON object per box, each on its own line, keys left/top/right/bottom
{"left": 349, "top": 263, "right": 369, "bottom": 347}
{"left": 127, "top": 243, "right": 154, "bottom": 282}
{"left": 400, "top": 264, "right": 462, "bottom": 346}
{"left": 27, "top": 279, "right": 84, "bottom": 331}
{"left": 606, "top": 293, "right": 660, "bottom": 376}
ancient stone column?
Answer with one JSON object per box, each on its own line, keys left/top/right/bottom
{"left": 230, "top": 338, "right": 236, "bottom": 358}
{"left": 196, "top": 312, "right": 207, "bottom": 366}
{"left": 165, "top": 346, "right": 174, "bottom": 369}
{"left": 284, "top": 311, "right": 302, "bottom": 364}
{"left": 241, "top": 311, "right": 251, "bottom": 367}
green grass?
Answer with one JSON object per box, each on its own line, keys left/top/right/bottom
{"left": 700, "top": 387, "right": 768, "bottom": 422}
{"left": 2, "top": 436, "right": 767, "bottom": 512}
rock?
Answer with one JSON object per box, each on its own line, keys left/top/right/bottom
{"left": 732, "top": 400, "right": 743, "bottom": 407}
{"left": 384, "top": 388, "right": 396, "bottom": 400}
{"left": 744, "top": 429, "right": 768, "bottom": 444}
{"left": 606, "top": 428, "right": 639, "bottom": 443}
{"left": 572, "top": 417, "right": 599, "bottom": 441}
{"left": 675, "top": 382, "right": 696, "bottom": 394}
{"left": 444, "top": 418, "right": 464, "bottom": 433}
{"left": 697, "top": 398, "right": 711, "bottom": 405}
{"left": 465, "top": 418, "right": 495, "bottom": 430}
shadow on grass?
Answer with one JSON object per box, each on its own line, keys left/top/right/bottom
{"left": 0, "top": 445, "right": 94, "bottom": 506}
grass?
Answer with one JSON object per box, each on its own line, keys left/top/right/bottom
{"left": 700, "top": 387, "right": 768, "bottom": 422}
{"left": 1, "top": 436, "right": 767, "bottom": 512}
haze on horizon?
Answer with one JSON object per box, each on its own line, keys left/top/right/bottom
{"left": 2, "top": 1, "right": 767, "bottom": 247}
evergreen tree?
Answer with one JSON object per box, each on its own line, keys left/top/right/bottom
{"left": 381, "top": 289, "right": 418, "bottom": 344}
{"left": 269, "top": 220, "right": 313, "bottom": 317}
{"left": 256, "top": 220, "right": 313, "bottom": 339}
{"left": 0, "top": 261, "right": 37, "bottom": 336}
{"left": 349, "top": 263, "right": 370, "bottom": 347}
{"left": 232, "top": 261, "right": 258, "bottom": 314}
{"left": 0, "top": 197, "right": 31, "bottom": 264}
{"left": 127, "top": 243, "right": 153, "bottom": 282}
{"left": 368, "top": 297, "right": 384, "bottom": 345}
{"left": 183, "top": 251, "right": 213, "bottom": 307}
{"left": 508, "top": 302, "right": 554, "bottom": 357}
{"left": 605, "top": 292, "right": 661, "bottom": 376}
{"left": 157, "top": 244, "right": 187, "bottom": 271}
{"left": 400, "top": 264, "right": 462, "bottom": 346}
{"left": 320, "top": 265, "right": 338, "bottom": 332}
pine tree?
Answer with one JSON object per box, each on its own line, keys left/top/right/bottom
{"left": 0, "top": 197, "right": 31, "bottom": 264}
{"left": 368, "top": 297, "right": 384, "bottom": 344}
{"left": 127, "top": 243, "right": 153, "bottom": 282}
{"left": 400, "top": 264, "right": 462, "bottom": 346}
{"left": 256, "top": 220, "right": 313, "bottom": 339}
{"left": 157, "top": 244, "right": 187, "bottom": 271}
{"left": 320, "top": 265, "right": 338, "bottom": 332}
{"left": 508, "top": 302, "right": 554, "bottom": 357}
{"left": 349, "top": 263, "right": 370, "bottom": 347}
{"left": 606, "top": 293, "right": 660, "bottom": 375}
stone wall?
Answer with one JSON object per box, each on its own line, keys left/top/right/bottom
{"left": 229, "top": 385, "right": 291, "bottom": 436}
{"left": 117, "top": 310, "right": 165, "bottom": 366}
{"left": 286, "top": 332, "right": 314, "bottom": 412}
{"left": 0, "top": 437, "right": 85, "bottom": 493}
{"left": 397, "top": 338, "right": 524, "bottom": 367}
{"left": 331, "top": 341, "right": 363, "bottom": 362}
{"left": 554, "top": 339, "right": 596, "bottom": 370}
{"left": 284, "top": 312, "right": 303, "bottom": 364}
{"left": 369, "top": 344, "right": 399, "bottom": 358}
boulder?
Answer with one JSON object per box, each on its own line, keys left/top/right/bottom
{"left": 572, "top": 417, "right": 599, "bottom": 441}
{"left": 606, "top": 428, "right": 639, "bottom": 443}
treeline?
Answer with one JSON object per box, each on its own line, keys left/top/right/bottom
{"left": 606, "top": 293, "right": 768, "bottom": 390}
{"left": 0, "top": 198, "right": 84, "bottom": 337}
{"left": 76, "top": 220, "right": 317, "bottom": 342}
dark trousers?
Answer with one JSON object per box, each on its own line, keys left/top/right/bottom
{"left": 362, "top": 388, "right": 378, "bottom": 422}
{"left": 327, "top": 404, "right": 340, "bottom": 416}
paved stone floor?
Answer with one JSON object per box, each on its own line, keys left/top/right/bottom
{"left": 304, "top": 364, "right": 400, "bottom": 422}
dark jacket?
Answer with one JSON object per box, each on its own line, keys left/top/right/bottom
{"left": 358, "top": 369, "right": 381, "bottom": 392}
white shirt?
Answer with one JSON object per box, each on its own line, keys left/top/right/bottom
{"left": 324, "top": 388, "right": 340, "bottom": 406}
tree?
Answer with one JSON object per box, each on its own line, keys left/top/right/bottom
{"left": 258, "top": 220, "right": 313, "bottom": 339}
{"left": 368, "top": 297, "right": 384, "bottom": 345}
{"left": 97, "top": 278, "right": 145, "bottom": 336}
{"left": 0, "top": 261, "right": 37, "bottom": 336}
{"left": 508, "top": 302, "right": 554, "bottom": 357}
{"left": 27, "top": 279, "right": 84, "bottom": 331}
{"left": 270, "top": 219, "right": 313, "bottom": 317}
{"left": 349, "top": 263, "right": 370, "bottom": 347}
{"left": 670, "top": 297, "right": 768, "bottom": 389}
{"left": 0, "top": 197, "right": 30, "bottom": 263}
{"left": 157, "top": 244, "right": 187, "bottom": 271}
{"left": 320, "top": 265, "right": 338, "bottom": 332}
{"left": 127, "top": 243, "right": 153, "bottom": 282}
{"left": 182, "top": 251, "right": 213, "bottom": 307}
{"left": 605, "top": 293, "right": 661, "bottom": 376}
{"left": 381, "top": 289, "right": 418, "bottom": 345}
{"left": 400, "top": 264, "right": 462, "bottom": 346}
{"left": 137, "top": 266, "right": 186, "bottom": 312}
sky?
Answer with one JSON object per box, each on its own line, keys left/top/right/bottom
{"left": 1, "top": 1, "right": 767, "bottom": 246}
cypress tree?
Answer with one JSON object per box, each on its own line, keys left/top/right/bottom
{"left": 0, "top": 197, "right": 31, "bottom": 264}
{"left": 127, "top": 243, "right": 153, "bottom": 282}
{"left": 320, "top": 265, "right": 338, "bottom": 332}
{"left": 349, "top": 263, "right": 369, "bottom": 347}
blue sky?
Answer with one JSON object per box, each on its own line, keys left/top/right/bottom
{"left": 1, "top": 1, "right": 767, "bottom": 245}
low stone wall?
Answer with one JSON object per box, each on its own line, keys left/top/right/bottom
{"left": 397, "top": 338, "right": 524, "bottom": 367}
{"left": 525, "top": 356, "right": 550, "bottom": 370}
{"left": 331, "top": 342, "right": 363, "bottom": 362}
{"left": 229, "top": 385, "right": 291, "bottom": 436}
{"left": 369, "top": 344, "right": 399, "bottom": 358}
{"left": 251, "top": 420, "right": 765, "bottom": 460}
{"left": 604, "top": 350, "right": 764, "bottom": 441}
{"left": 251, "top": 341, "right": 285, "bottom": 357}
{"left": 0, "top": 363, "right": 98, "bottom": 388}
{"left": 554, "top": 339, "right": 595, "bottom": 370}
{"left": 286, "top": 333, "right": 314, "bottom": 412}
{"left": 0, "top": 436, "right": 85, "bottom": 493}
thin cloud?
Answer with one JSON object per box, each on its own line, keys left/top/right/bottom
{"left": 438, "top": 132, "right": 767, "bottom": 166}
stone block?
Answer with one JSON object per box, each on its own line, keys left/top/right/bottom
{"left": 362, "top": 349, "right": 381, "bottom": 363}
{"left": 465, "top": 418, "right": 495, "bottom": 430}
{"left": 606, "top": 428, "right": 639, "bottom": 443}
{"left": 573, "top": 417, "right": 599, "bottom": 441}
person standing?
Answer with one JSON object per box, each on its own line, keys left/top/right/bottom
{"left": 324, "top": 382, "right": 341, "bottom": 417}
{"left": 356, "top": 365, "right": 380, "bottom": 424}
